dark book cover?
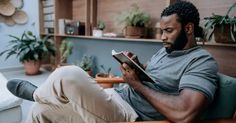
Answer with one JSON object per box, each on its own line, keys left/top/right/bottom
{"left": 112, "top": 50, "right": 155, "bottom": 83}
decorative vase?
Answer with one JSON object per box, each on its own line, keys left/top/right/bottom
{"left": 95, "top": 73, "right": 114, "bottom": 88}
{"left": 23, "top": 60, "right": 41, "bottom": 75}
{"left": 92, "top": 29, "right": 103, "bottom": 37}
{"left": 214, "top": 24, "right": 235, "bottom": 43}
{"left": 125, "top": 26, "right": 145, "bottom": 39}
{"left": 86, "top": 69, "right": 93, "bottom": 77}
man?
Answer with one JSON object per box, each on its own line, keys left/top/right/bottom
{"left": 7, "top": 1, "right": 218, "bottom": 123}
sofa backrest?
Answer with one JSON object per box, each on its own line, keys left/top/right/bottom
{"left": 204, "top": 73, "right": 236, "bottom": 120}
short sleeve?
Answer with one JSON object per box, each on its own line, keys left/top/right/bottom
{"left": 179, "top": 55, "right": 218, "bottom": 103}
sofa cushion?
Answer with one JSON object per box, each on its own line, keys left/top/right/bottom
{"left": 204, "top": 73, "right": 236, "bottom": 119}
{"left": 0, "top": 73, "right": 22, "bottom": 111}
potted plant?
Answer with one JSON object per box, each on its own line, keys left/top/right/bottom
{"left": 92, "top": 20, "right": 105, "bottom": 37}
{"left": 0, "top": 31, "right": 56, "bottom": 75}
{"left": 204, "top": 2, "right": 236, "bottom": 43}
{"left": 59, "top": 40, "right": 73, "bottom": 66}
{"left": 115, "top": 4, "right": 150, "bottom": 38}
{"left": 79, "top": 55, "right": 94, "bottom": 76}
{"left": 95, "top": 65, "right": 114, "bottom": 88}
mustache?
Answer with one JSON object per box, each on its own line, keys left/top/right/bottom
{"left": 162, "top": 42, "right": 173, "bottom": 45}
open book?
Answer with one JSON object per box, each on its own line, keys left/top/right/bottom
{"left": 112, "top": 50, "right": 155, "bottom": 83}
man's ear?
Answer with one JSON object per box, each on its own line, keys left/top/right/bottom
{"left": 184, "top": 23, "right": 194, "bottom": 34}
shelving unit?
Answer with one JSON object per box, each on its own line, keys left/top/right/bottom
{"left": 38, "top": 0, "right": 172, "bottom": 67}
{"left": 38, "top": 0, "right": 236, "bottom": 70}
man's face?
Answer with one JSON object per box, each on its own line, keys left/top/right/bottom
{"left": 160, "top": 14, "right": 188, "bottom": 53}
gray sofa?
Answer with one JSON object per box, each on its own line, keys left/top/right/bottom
{"left": 0, "top": 73, "right": 23, "bottom": 123}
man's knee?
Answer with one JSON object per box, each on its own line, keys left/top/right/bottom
{"left": 55, "top": 65, "right": 89, "bottom": 79}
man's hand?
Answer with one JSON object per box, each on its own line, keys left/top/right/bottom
{"left": 123, "top": 51, "right": 145, "bottom": 69}
{"left": 120, "top": 63, "right": 142, "bottom": 89}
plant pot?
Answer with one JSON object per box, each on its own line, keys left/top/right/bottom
{"left": 86, "top": 69, "right": 93, "bottom": 77}
{"left": 125, "top": 26, "right": 145, "bottom": 39}
{"left": 214, "top": 24, "right": 235, "bottom": 43}
{"left": 95, "top": 73, "right": 114, "bottom": 88}
{"left": 23, "top": 60, "right": 41, "bottom": 75}
{"left": 92, "top": 29, "right": 103, "bottom": 37}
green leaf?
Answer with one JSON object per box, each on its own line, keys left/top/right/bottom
{"left": 230, "top": 24, "right": 236, "bottom": 42}
{"left": 0, "top": 49, "right": 11, "bottom": 56}
{"left": 5, "top": 50, "right": 17, "bottom": 60}
{"left": 8, "top": 35, "right": 20, "bottom": 40}
{"left": 33, "top": 53, "right": 39, "bottom": 60}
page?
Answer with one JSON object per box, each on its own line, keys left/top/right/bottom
{"left": 112, "top": 50, "right": 155, "bottom": 83}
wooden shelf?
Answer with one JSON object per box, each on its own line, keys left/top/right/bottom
{"left": 54, "top": 34, "right": 162, "bottom": 43}
{"left": 40, "top": 33, "right": 55, "bottom": 36}
{"left": 197, "top": 41, "right": 236, "bottom": 47}
{"left": 40, "top": 33, "right": 236, "bottom": 47}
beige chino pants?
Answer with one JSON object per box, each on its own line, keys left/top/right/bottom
{"left": 26, "top": 65, "right": 138, "bottom": 123}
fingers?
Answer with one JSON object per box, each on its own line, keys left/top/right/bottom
{"left": 122, "top": 63, "right": 131, "bottom": 71}
{"left": 123, "top": 51, "right": 135, "bottom": 58}
{"left": 120, "top": 63, "right": 132, "bottom": 74}
{"left": 130, "top": 55, "right": 137, "bottom": 60}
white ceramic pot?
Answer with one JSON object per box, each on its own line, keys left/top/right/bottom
{"left": 92, "top": 29, "right": 103, "bottom": 37}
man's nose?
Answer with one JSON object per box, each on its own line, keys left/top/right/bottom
{"left": 161, "top": 33, "right": 167, "bottom": 41}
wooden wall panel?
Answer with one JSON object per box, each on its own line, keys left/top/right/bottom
{"left": 187, "top": 0, "right": 236, "bottom": 26}
{"left": 73, "top": 0, "right": 86, "bottom": 22}
{"left": 204, "top": 46, "right": 236, "bottom": 77}
{"left": 97, "top": 0, "right": 168, "bottom": 33}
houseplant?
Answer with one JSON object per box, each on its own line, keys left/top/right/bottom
{"left": 95, "top": 65, "right": 113, "bottom": 88}
{"left": 79, "top": 55, "right": 94, "bottom": 76}
{"left": 0, "top": 31, "right": 56, "bottom": 75}
{"left": 92, "top": 20, "right": 105, "bottom": 37}
{"left": 204, "top": 2, "right": 236, "bottom": 43}
{"left": 59, "top": 40, "right": 73, "bottom": 66}
{"left": 115, "top": 4, "right": 150, "bottom": 38}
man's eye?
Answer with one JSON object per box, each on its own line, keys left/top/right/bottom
{"left": 166, "top": 29, "right": 173, "bottom": 33}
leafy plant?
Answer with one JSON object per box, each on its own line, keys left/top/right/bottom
{"left": 115, "top": 4, "right": 150, "bottom": 27}
{"left": 97, "top": 20, "right": 105, "bottom": 30}
{"left": 0, "top": 31, "right": 56, "bottom": 62}
{"left": 59, "top": 40, "right": 73, "bottom": 64}
{"left": 204, "top": 2, "right": 236, "bottom": 42}
{"left": 79, "top": 55, "right": 94, "bottom": 71}
{"left": 100, "top": 65, "right": 111, "bottom": 75}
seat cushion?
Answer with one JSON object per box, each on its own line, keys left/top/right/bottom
{"left": 0, "top": 73, "right": 23, "bottom": 111}
{"left": 0, "top": 106, "right": 22, "bottom": 123}
{"left": 204, "top": 73, "right": 236, "bottom": 119}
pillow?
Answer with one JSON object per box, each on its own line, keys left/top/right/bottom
{"left": 0, "top": 73, "right": 23, "bottom": 111}
{"left": 204, "top": 73, "right": 236, "bottom": 119}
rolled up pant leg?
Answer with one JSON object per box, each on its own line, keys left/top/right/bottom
{"left": 29, "top": 65, "right": 137, "bottom": 123}
{"left": 27, "top": 103, "right": 85, "bottom": 123}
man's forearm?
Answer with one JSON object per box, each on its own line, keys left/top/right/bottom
{"left": 133, "top": 83, "right": 207, "bottom": 123}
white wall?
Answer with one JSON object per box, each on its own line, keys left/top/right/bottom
{"left": 0, "top": 0, "right": 39, "bottom": 70}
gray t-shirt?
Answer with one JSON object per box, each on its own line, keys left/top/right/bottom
{"left": 115, "top": 46, "right": 218, "bottom": 121}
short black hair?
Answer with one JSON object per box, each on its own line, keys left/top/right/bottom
{"left": 161, "top": 1, "right": 204, "bottom": 38}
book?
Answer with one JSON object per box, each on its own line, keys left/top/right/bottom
{"left": 112, "top": 50, "right": 155, "bottom": 83}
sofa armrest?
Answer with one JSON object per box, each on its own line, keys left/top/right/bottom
{"left": 114, "top": 119, "right": 236, "bottom": 123}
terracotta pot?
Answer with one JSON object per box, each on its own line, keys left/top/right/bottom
{"left": 125, "top": 26, "right": 145, "bottom": 39}
{"left": 86, "top": 69, "right": 93, "bottom": 77}
{"left": 214, "top": 24, "right": 235, "bottom": 43}
{"left": 23, "top": 60, "right": 41, "bottom": 75}
{"left": 95, "top": 73, "right": 114, "bottom": 88}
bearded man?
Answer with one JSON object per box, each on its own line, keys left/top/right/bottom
{"left": 7, "top": 1, "right": 218, "bottom": 123}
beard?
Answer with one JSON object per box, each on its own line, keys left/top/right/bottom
{"left": 165, "top": 28, "right": 188, "bottom": 54}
